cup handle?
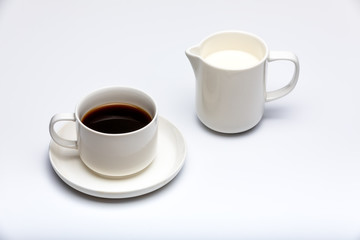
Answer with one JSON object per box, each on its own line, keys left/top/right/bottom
{"left": 266, "top": 51, "right": 300, "bottom": 102}
{"left": 49, "top": 113, "right": 77, "bottom": 149}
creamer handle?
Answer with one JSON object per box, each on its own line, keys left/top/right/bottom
{"left": 266, "top": 51, "right": 300, "bottom": 102}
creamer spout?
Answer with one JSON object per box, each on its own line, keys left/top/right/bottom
{"left": 185, "top": 46, "right": 201, "bottom": 75}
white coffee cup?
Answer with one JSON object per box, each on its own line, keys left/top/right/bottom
{"left": 49, "top": 86, "right": 158, "bottom": 178}
{"left": 186, "top": 30, "right": 300, "bottom": 133}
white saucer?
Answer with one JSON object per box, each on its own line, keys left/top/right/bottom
{"left": 49, "top": 116, "right": 186, "bottom": 199}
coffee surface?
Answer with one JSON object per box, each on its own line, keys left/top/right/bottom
{"left": 81, "top": 103, "right": 152, "bottom": 134}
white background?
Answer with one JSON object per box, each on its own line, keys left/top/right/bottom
{"left": 1, "top": 0, "right": 360, "bottom": 239}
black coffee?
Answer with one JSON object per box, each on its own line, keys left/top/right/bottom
{"left": 81, "top": 103, "right": 152, "bottom": 134}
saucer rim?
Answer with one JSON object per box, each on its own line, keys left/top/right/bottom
{"left": 48, "top": 116, "right": 186, "bottom": 199}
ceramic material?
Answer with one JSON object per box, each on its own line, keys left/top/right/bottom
{"left": 186, "top": 30, "right": 300, "bottom": 133}
{"left": 49, "top": 117, "right": 186, "bottom": 199}
{"left": 49, "top": 86, "right": 158, "bottom": 178}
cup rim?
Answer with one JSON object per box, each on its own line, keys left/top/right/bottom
{"left": 194, "top": 30, "right": 269, "bottom": 71}
{"left": 74, "top": 86, "right": 158, "bottom": 136}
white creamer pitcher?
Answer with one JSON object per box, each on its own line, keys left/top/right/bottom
{"left": 186, "top": 30, "right": 300, "bottom": 133}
